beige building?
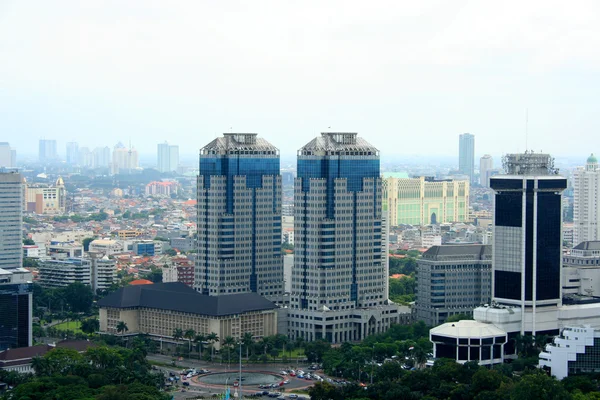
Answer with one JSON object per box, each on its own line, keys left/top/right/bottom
{"left": 98, "top": 282, "right": 278, "bottom": 349}
{"left": 24, "top": 177, "right": 66, "bottom": 214}
{"left": 383, "top": 175, "right": 469, "bottom": 226}
{"left": 111, "top": 142, "right": 139, "bottom": 175}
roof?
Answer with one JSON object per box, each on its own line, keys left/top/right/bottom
{"left": 299, "top": 133, "right": 378, "bottom": 154}
{"left": 0, "top": 345, "right": 50, "bottom": 363}
{"left": 588, "top": 153, "right": 598, "bottom": 164}
{"left": 422, "top": 244, "right": 491, "bottom": 260}
{"left": 573, "top": 241, "right": 600, "bottom": 251}
{"left": 430, "top": 320, "right": 506, "bottom": 339}
{"left": 129, "top": 279, "right": 153, "bottom": 285}
{"left": 97, "top": 282, "right": 277, "bottom": 317}
{"left": 201, "top": 134, "right": 278, "bottom": 155}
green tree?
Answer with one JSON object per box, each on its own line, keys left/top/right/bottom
{"left": 184, "top": 328, "right": 196, "bottom": 352}
{"left": 81, "top": 318, "right": 100, "bottom": 334}
{"left": 242, "top": 332, "right": 254, "bottom": 359}
{"left": 23, "top": 238, "right": 35, "bottom": 245}
{"left": 62, "top": 282, "right": 94, "bottom": 313}
{"left": 510, "top": 370, "right": 570, "bottom": 400}
{"left": 222, "top": 336, "right": 236, "bottom": 367}
{"left": 116, "top": 321, "right": 128, "bottom": 335}
{"left": 207, "top": 332, "right": 219, "bottom": 361}
{"left": 172, "top": 328, "right": 184, "bottom": 343}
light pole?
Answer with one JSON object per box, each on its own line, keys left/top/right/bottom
{"left": 238, "top": 340, "right": 243, "bottom": 400}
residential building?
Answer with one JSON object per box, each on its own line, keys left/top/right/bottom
{"left": 47, "top": 241, "right": 83, "bottom": 259}
{"left": 194, "top": 133, "right": 284, "bottom": 300}
{"left": 24, "top": 177, "right": 66, "bottom": 214}
{"left": 0, "top": 143, "right": 16, "bottom": 168}
{"left": 145, "top": 181, "right": 179, "bottom": 196}
{"left": 459, "top": 133, "right": 475, "bottom": 183}
{"left": 111, "top": 142, "right": 138, "bottom": 174}
{"left": 78, "top": 147, "right": 92, "bottom": 167}
{"left": 93, "top": 146, "right": 111, "bottom": 168}
{"left": 162, "top": 261, "right": 194, "bottom": 287}
{"left": 0, "top": 171, "right": 23, "bottom": 271}
{"left": 38, "top": 257, "right": 116, "bottom": 291}
{"left": 573, "top": 154, "right": 600, "bottom": 245}
{"left": 117, "top": 230, "right": 143, "bottom": 239}
{"left": 66, "top": 142, "right": 79, "bottom": 165}
{"left": 479, "top": 154, "right": 493, "bottom": 187}
{"left": 430, "top": 320, "right": 507, "bottom": 366}
{"left": 157, "top": 142, "right": 179, "bottom": 173}
{"left": 170, "top": 237, "right": 195, "bottom": 252}
{"left": 539, "top": 326, "right": 600, "bottom": 379}
{"left": 0, "top": 268, "right": 33, "bottom": 351}
{"left": 89, "top": 239, "right": 122, "bottom": 256}
{"left": 383, "top": 176, "right": 469, "bottom": 226}
{"left": 98, "top": 282, "right": 278, "bottom": 348}
{"left": 289, "top": 132, "right": 403, "bottom": 343}
{"left": 415, "top": 244, "right": 492, "bottom": 326}
{"left": 38, "top": 139, "right": 57, "bottom": 162}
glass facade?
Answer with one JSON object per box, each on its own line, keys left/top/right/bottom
{"left": 0, "top": 283, "right": 31, "bottom": 351}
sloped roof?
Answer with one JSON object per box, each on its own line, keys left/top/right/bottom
{"left": 573, "top": 241, "right": 600, "bottom": 250}
{"left": 97, "top": 282, "right": 277, "bottom": 317}
{"left": 422, "top": 244, "right": 490, "bottom": 260}
{"left": 299, "top": 132, "right": 378, "bottom": 154}
{"left": 430, "top": 320, "right": 506, "bottom": 339}
{"left": 129, "top": 279, "right": 153, "bottom": 285}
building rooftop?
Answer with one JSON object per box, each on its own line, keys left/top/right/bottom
{"left": 573, "top": 241, "right": 600, "bottom": 251}
{"left": 422, "top": 244, "right": 491, "bottom": 260}
{"left": 97, "top": 282, "right": 277, "bottom": 316}
{"left": 587, "top": 153, "right": 598, "bottom": 164}
{"left": 299, "top": 132, "right": 378, "bottom": 155}
{"left": 200, "top": 134, "right": 279, "bottom": 155}
{"left": 430, "top": 320, "right": 506, "bottom": 338}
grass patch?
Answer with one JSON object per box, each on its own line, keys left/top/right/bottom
{"left": 53, "top": 320, "right": 83, "bottom": 333}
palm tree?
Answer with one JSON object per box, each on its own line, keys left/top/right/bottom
{"left": 173, "top": 328, "right": 184, "bottom": 343}
{"left": 242, "top": 332, "right": 254, "bottom": 360}
{"left": 222, "top": 336, "right": 236, "bottom": 368}
{"left": 116, "top": 321, "right": 128, "bottom": 335}
{"left": 194, "top": 334, "right": 207, "bottom": 359}
{"left": 184, "top": 329, "right": 196, "bottom": 353}
{"left": 207, "top": 332, "right": 219, "bottom": 362}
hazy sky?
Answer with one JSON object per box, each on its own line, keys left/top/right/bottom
{"left": 1, "top": 1, "right": 599, "bottom": 160}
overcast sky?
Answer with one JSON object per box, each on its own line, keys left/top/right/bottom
{"left": 1, "top": 0, "right": 599, "bottom": 161}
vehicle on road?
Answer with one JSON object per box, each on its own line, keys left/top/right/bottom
{"left": 288, "top": 395, "right": 299, "bottom": 399}
{"left": 183, "top": 382, "right": 190, "bottom": 387}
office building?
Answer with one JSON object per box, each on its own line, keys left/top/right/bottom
{"left": 459, "top": 133, "right": 475, "bottom": 183}
{"left": 479, "top": 154, "right": 493, "bottom": 187}
{"left": 38, "top": 257, "right": 116, "bottom": 291}
{"left": 0, "top": 171, "right": 23, "bottom": 271}
{"left": 145, "top": 181, "right": 179, "bottom": 196}
{"left": 194, "top": 133, "right": 284, "bottom": 299}
{"left": 539, "top": 326, "right": 600, "bottom": 379}
{"left": 93, "top": 146, "right": 111, "bottom": 168}
{"left": 78, "top": 147, "right": 92, "bottom": 167}
{"left": 111, "top": 142, "right": 138, "bottom": 174}
{"left": 0, "top": 143, "right": 16, "bottom": 168}
{"left": 66, "top": 142, "right": 79, "bottom": 165}
{"left": 289, "top": 132, "right": 403, "bottom": 343}
{"left": 157, "top": 142, "right": 179, "bottom": 173}
{"left": 38, "top": 139, "right": 57, "bottom": 162}
{"left": 562, "top": 241, "right": 600, "bottom": 297}
{"left": 89, "top": 239, "right": 122, "bottom": 256}
{"left": 573, "top": 154, "right": 600, "bottom": 245}
{"left": 98, "top": 282, "right": 278, "bottom": 349}
{"left": 24, "top": 177, "right": 66, "bottom": 214}
{"left": 0, "top": 268, "right": 33, "bottom": 351}
{"left": 415, "top": 244, "right": 492, "bottom": 327}
{"left": 383, "top": 176, "right": 469, "bottom": 226}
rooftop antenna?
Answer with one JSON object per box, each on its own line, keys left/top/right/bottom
{"left": 525, "top": 108, "right": 529, "bottom": 152}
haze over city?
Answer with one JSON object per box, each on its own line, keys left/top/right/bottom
{"left": 2, "top": 0, "right": 600, "bottom": 158}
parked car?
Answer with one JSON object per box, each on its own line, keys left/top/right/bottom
{"left": 288, "top": 395, "right": 299, "bottom": 399}
{"left": 183, "top": 382, "right": 190, "bottom": 387}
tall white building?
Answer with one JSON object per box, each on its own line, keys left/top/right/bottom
{"left": 573, "top": 154, "right": 600, "bottom": 246}
{"left": 38, "top": 139, "right": 57, "bottom": 162}
{"left": 479, "top": 154, "right": 493, "bottom": 187}
{"left": 111, "top": 142, "right": 138, "bottom": 174}
{"left": 459, "top": 133, "right": 475, "bottom": 183}
{"left": 93, "top": 146, "right": 111, "bottom": 168}
{"left": 157, "top": 142, "right": 179, "bottom": 173}
{"left": 66, "top": 142, "right": 79, "bottom": 165}
{"left": 0, "top": 143, "right": 16, "bottom": 168}
{"left": 0, "top": 171, "right": 23, "bottom": 271}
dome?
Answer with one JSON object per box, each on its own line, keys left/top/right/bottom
{"left": 587, "top": 153, "right": 598, "bottom": 164}
{"left": 56, "top": 176, "right": 64, "bottom": 186}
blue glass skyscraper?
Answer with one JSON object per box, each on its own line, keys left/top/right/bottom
{"left": 195, "top": 134, "right": 283, "bottom": 300}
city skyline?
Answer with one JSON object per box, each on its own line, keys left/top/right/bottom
{"left": 1, "top": 2, "right": 600, "bottom": 157}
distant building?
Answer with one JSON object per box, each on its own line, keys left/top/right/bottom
{"left": 66, "top": 142, "right": 79, "bottom": 165}
{"left": 573, "top": 154, "right": 600, "bottom": 245}
{"left": 133, "top": 241, "right": 156, "bottom": 256}
{"left": 111, "top": 142, "right": 138, "bottom": 174}
{"left": 38, "top": 139, "right": 57, "bottom": 162}
{"left": 415, "top": 244, "right": 491, "bottom": 326}
{"left": 157, "top": 142, "right": 179, "bottom": 173}
{"left": 0, "top": 340, "right": 97, "bottom": 373}
{"left": 383, "top": 176, "right": 469, "bottom": 226}
{"left": 539, "top": 326, "right": 600, "bottom": 379}
{"left": 145, "top": 181, "right": 179, "bottom": 196}
{"left": 0, "top": 143, "right": 16, "bottom": 168}
{"left": 98, "top": 282, "right": 278, "bottom": 348}
{"left": 0, "top": 171, "right": 23, "bottom": 271}
{"left": 47, "top": 241, "right": 83, "bottom": 259}
{"left": 170, "top": 237, "right": 195, "bottom": 252}
{"left": 38, "top": 257, "right": 116, "bottom": 291}
{"left": 479, "top": 154, "right": 493, "bottom": 187}
{"left": 562, "top": 241, "right": 600, "bottom": 297}
{"left": 117, "top": 230, "right": 143, "bottom": 239}
{"left": 459, "top": 133, "right": 475, "bottom": 183}
{"left": 93, "top": 146, "right": 111, "bottom": 168}
{"left": 89, "top": 239, "right": 122, "bottom": 256}
{"left": 0, "top": 268, "right": 33, "bottom": 351}
{"left": 24, "top": 177, "right": 66, "bottom": 214}
{"left": 78, "top": 147, "right": 92, "bottom": 167}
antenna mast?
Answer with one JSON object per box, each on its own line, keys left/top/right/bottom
{"left": 525, "top": 108, "right": 529, "bottom": 152}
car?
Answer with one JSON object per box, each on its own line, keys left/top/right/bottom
{"left": 289, "top": 372, "right": 296, "bottom": 377}
{"left": 262, "top": 391, "right": 269, "bottom": 396}
{"left": 169, "top": 372, "right": 176, "bottom": 377}
{"left": 254, "top": 392, "right": 264, "bottom": 396}
{"left": 288, "top": 395, "right": 299, "bottom": 399}
{"left": 270, "top": 383, "right": 278, "bottom": 388}
{"left": 277, "top": 397, "right": 285, "bottom": 400}
{"left": 283, "top": 380, "right": 289, "bottom": 384}
{"left": 183, "top": 382, "right": 190, "bottom": 387}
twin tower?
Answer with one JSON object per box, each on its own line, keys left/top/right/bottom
{"left": 194, "top": 133, "right": 400, "bottom": 343}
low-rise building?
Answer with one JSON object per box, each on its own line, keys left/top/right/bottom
{"left": 0, "top": 340, "right": 97, "bottom": 373}
{"left": 38, "top": 257, "right": 116, "bottom": 291}
{"left": 539, "top": 326, "right": 600, "bottom": 379}
{"left": 117, "top": 230, "right": 143, "bottom": 239}
{"left": 98, "top": 282, "right": 278, "bottom": 349}
{"left": 24, "top": 177, "right": 66, "bottom": 214}
{"left": 47, "top": 241, "right": 83, "bottom": 259}
{"left": 89, "top": 239, "right": 122, "bottom": 256}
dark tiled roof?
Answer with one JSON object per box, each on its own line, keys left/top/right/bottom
{"left": 97, "top": 282, "right": 277, "bottom": 316}
{"left": 0, "top": 345, "right": 50, "bottom": 362}
{"left": 422, "top": 244, "right": 491, "bottom": 260}
{"left": 573, "top": 241, "right": 600, "bottom": 250}
{"left": 57, "top": 340, "right": 97, "bottom": 352}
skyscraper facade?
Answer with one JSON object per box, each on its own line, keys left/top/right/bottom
{"left": 0, "top": 268, "right": 33, "bottom": 351}
{"left": 459, "top": 133, "right": 475, "bottom": 183}
{"left": 479, "top": 154, "right": 493, "bottom": 187}
{"left": 66, "top": 142, "right": 79, "bottom": 165}
{"left": 194, "top": 133, "right": 283, "bottom": 300}
{"left": 39, "top": 139, "right": 57, "bottom": 162}
{"left": 573, "top": 154, "right": 600, "bottom": 246}
{"left": 0, "top": 171, "right": 23, "bottom": 271}
{"left": 93, "top": 146, "right": 111, "bottom": 168}
{"left": 111, "top": 143, "right": 138, "bottom": 174}
{"left": 0, "top": 143, "right": 16, "bottom": 168}
{"left": 489, "top": 153, "right": 566, "bottom": 333}
{"left": 157, "top": 142, "right": 179, "bottom": 173}
{"left": 289, "top": 133, "right": 401, "bottom": 343}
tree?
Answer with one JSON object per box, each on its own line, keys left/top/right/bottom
{"left": 81, "top": 318, "right": 100, "bottom": 334}
{"left": 194, "top": 334, "right": 206, "bottom": 358}
{"left": 63, "top": 282, "right": 94, "bottom": 313}
{"left": 242, "top": 332, "right": 254, "bottom": 360}
{"left": 116, "top": 321, "right": 128, "bottom": 335}
{"left": 207, "top": 332, "right": 219, "bottom": 361}
{"left": 163, "top": 248, "right": 177, "bottom": 256}
{"left": 172, "top": 328, "right": 184, "bottom": 343}
{"left": 511, "top": 370, "right": 570, "bottom": 400}
{"left": 23, "top": 238, "right": 35, "bottom": 245}
{"left": 184, "top": 329, "right": 196, "bottom": 352}
{"left": 222, "top": 336, "right": 236, "bottom": 367}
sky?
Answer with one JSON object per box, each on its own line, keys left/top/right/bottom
{"left": 1, "top": 0, "right": 600, "bottom": 162}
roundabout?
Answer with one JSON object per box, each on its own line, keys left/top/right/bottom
{"left": 196, "top": 371, "right": 283, "bottom": 386}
